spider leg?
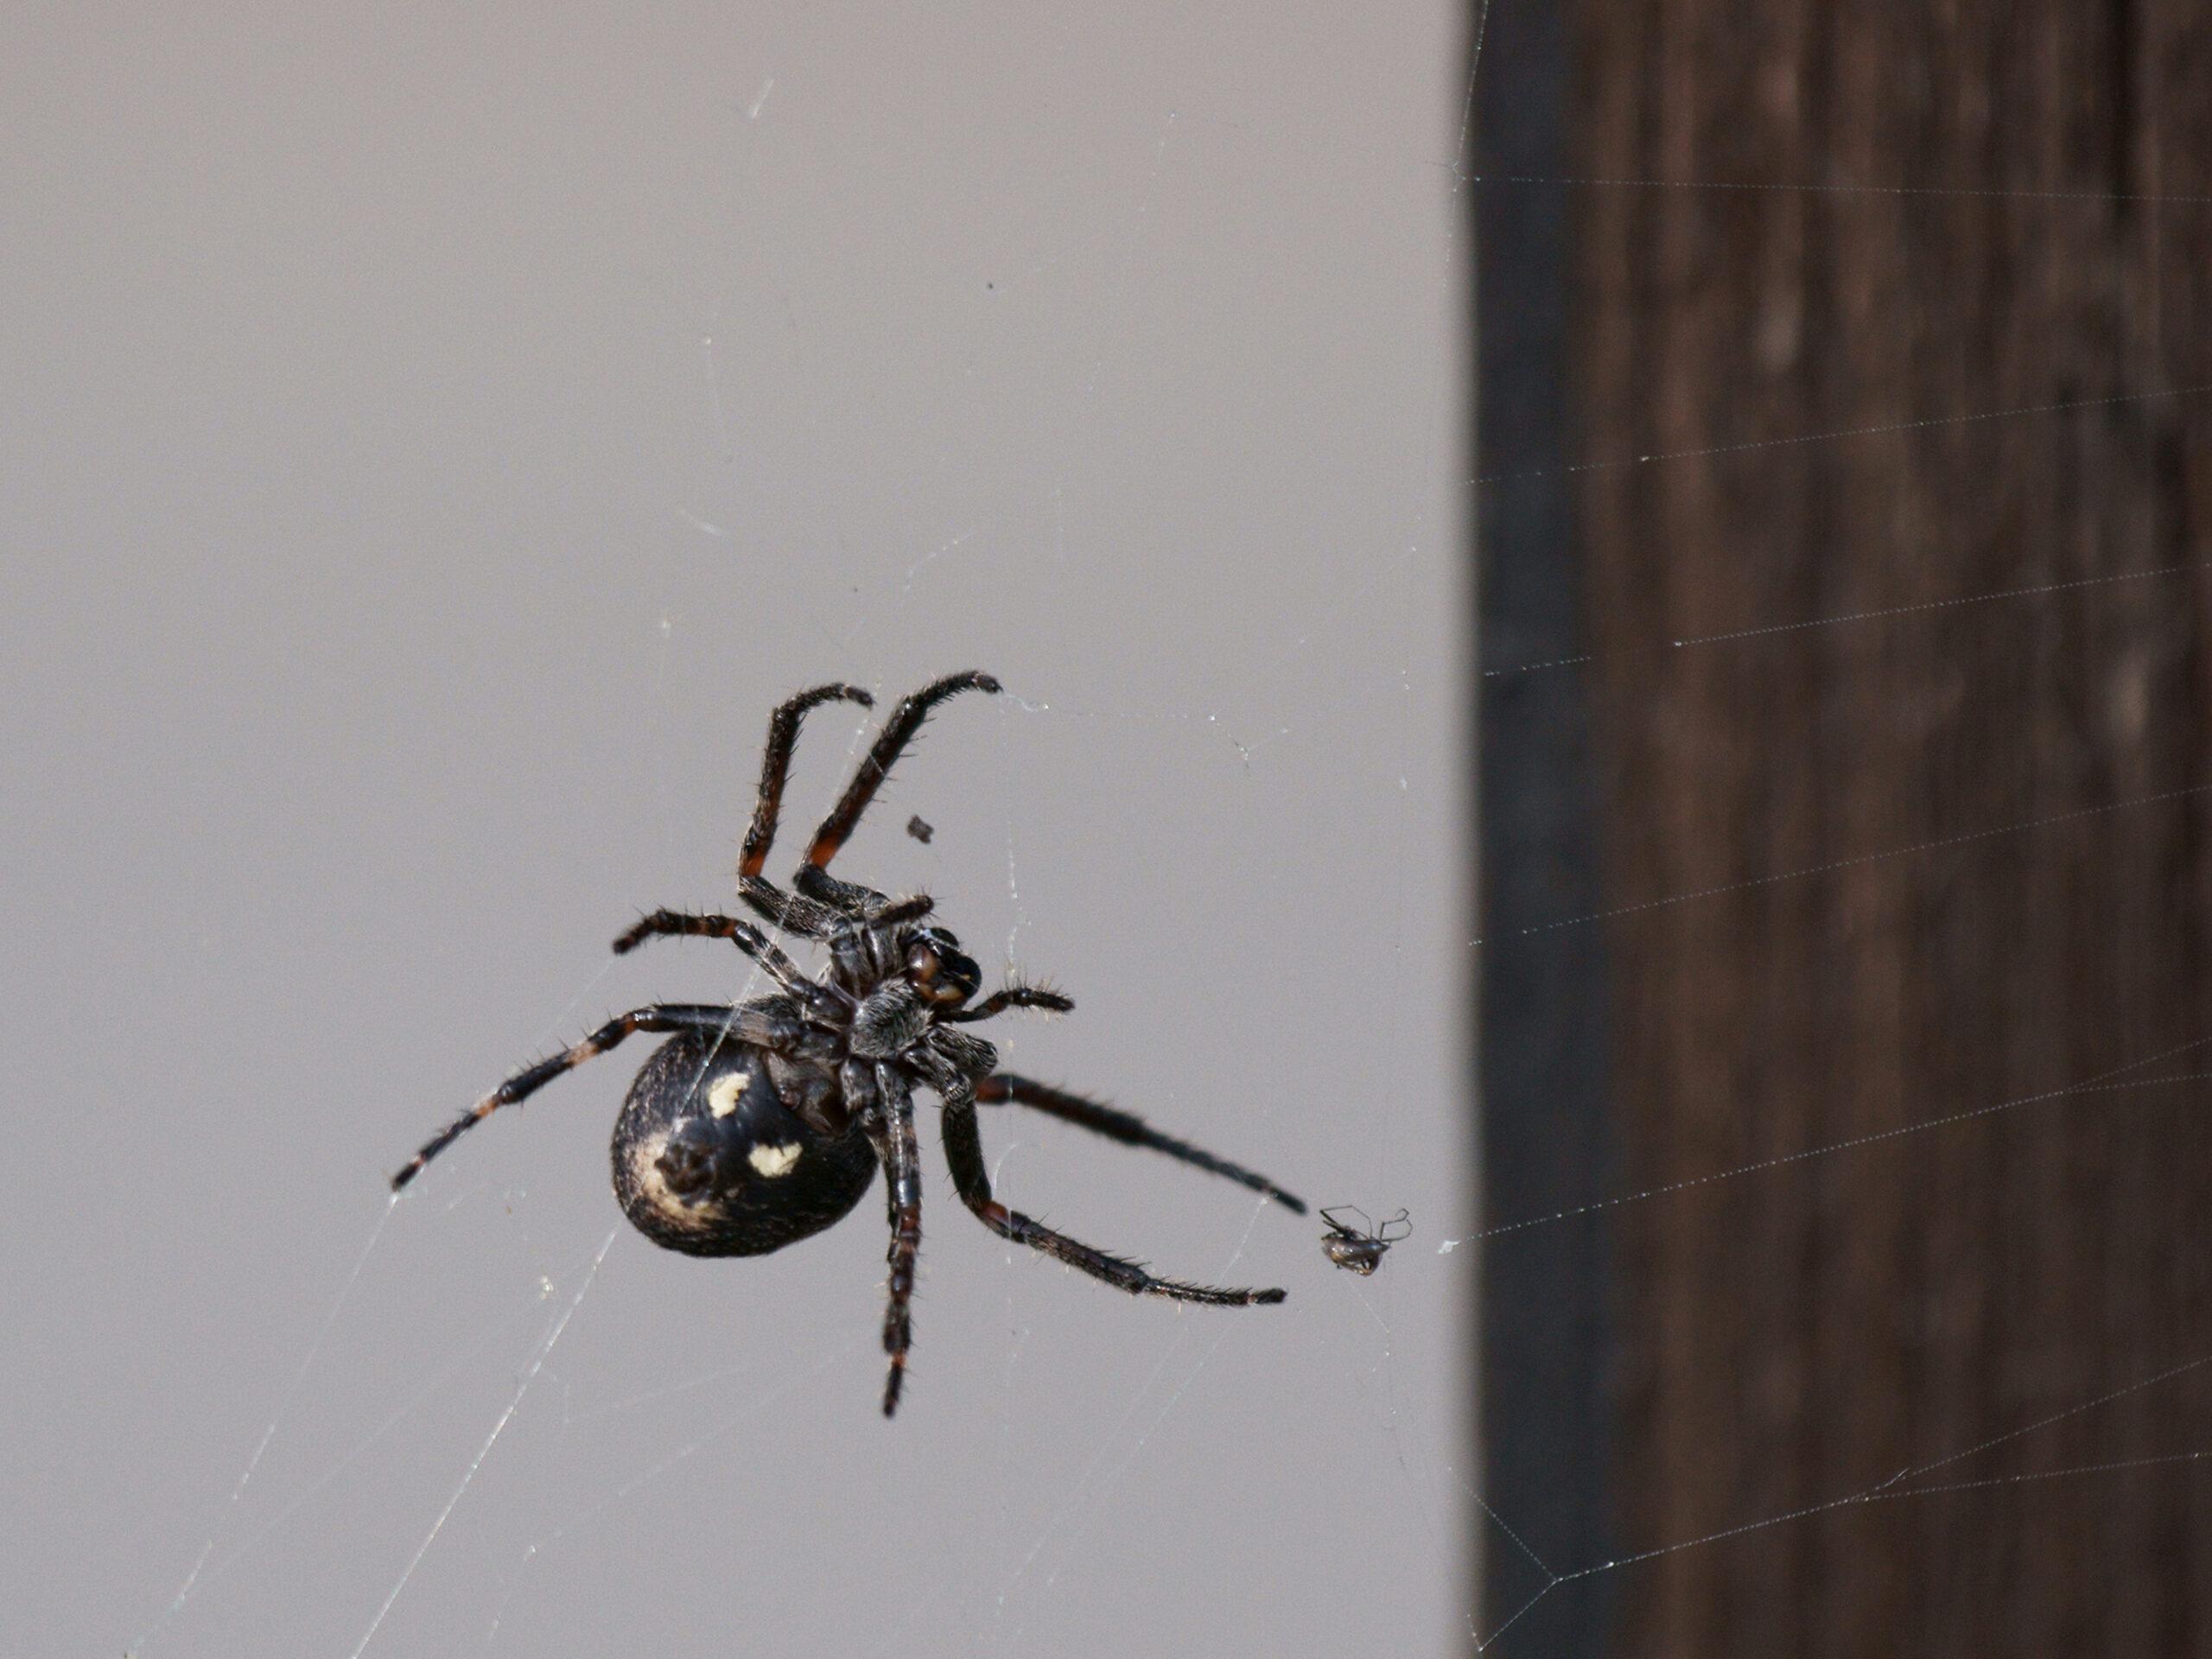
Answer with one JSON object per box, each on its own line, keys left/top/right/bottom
{"left": 940, "top": 1084, "right": 1291, "bottom": 1306}
{"left": 976, "top": 1073, "right": 1308, "bottom": 1214}
{"left": 939, "top": 985, "right": 1074, "bottom": 1024}
{"left": 866, "top": 1064, "right": 925, "bottom": 1417}
{"left": 866, "top": 893, "right": 937, "bottom": 925}
{"left": 738, "top": 876, "right": 842, "bottom": 938}
{"left": 794, "top": 671, "right": 1001, "bottom": 907}
{"left": 735, "top": 683, "right": 874, "bottom": 935}
{"left": 740, "top": 682, "right": 874, "bottom": 881}
{"left": 391, "top": 1002, "right": 798, "bottom": 1192}
{"left": 609, "top": 909, "right": 845, "bottom": 1020}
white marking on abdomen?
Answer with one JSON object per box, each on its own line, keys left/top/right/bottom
{"left": 708, "top": 1071, "right": 753, "bottom": 1118}
{"left": 747, "top": 1142, "right": 802, "bottom": 1178}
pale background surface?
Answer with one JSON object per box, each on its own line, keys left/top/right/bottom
{"left": 3, "top": 7, "right": 1469, "bottom": 1654}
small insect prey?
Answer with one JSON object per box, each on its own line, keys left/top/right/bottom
{"left": 1319, "top": 1206, "right": 1412, "bottom": 1275}
{"left": 906, "top": 814, "right": 934, "bottom": 844}
{"left": 392, "top": 672, "right": 1307, "bottom": 1415}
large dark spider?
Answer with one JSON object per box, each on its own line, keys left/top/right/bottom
{"left": 392, "top": 671, "right": 1306, "bottom": 1415}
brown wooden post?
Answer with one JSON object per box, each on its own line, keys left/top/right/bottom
{"left": 1554, "top": 0, "right": 2212, "bottom": 1652}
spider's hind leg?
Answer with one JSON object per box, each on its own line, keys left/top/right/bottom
{"left": 391, "top": 1002, "right": 794, "bottom": 1192}
{"left": 938, "top": 1088, "right": 1288, "bottom": 1307}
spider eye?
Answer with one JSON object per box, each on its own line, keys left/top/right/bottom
{"left": 906, "top": 937, "right": 982, "bottom": 1007}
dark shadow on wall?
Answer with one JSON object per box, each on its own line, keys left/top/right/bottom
{"left": 1472, "top": 0, "right": 1618, "bottom": 1653}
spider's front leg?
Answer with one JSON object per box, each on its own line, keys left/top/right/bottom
{"left": 975, "top": 1074, "right": 1306, "bottom": 1212}
{"left": 795, "top": 671, "right": 1001, "bottom": 912}
{"left": 938, "top": 984, "right": 1074, "bottom": 1024}
{"left": 736, "top": 681, "right": 873, "bottom": 935}
{"left": 739, "top": 682, "right": 874, "bottom": 881}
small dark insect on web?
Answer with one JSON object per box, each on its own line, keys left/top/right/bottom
{"left": 906, "top": 814, "right": 934, "bottom": 844}
{"left": 1319, "top": 1206, "right": 1412, "bottom": 1275}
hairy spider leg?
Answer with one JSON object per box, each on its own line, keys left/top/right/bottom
{"left": 740, "top": 682, "right": 874, "bottom": 880}
{"left": 940, "top": 985, "right": 1077, "bottom": 1024}
{"left": 391, "top": 1002, "right": 802, "bottom": 1192}
{"left": 868, "top": 1064, "right": 926, "bottom": 1416}
{"left": 976, "top": 1073, "right": 1308, "bottom": 1214}
{"left": 938, "top": 1084, "right": 1291, "bottom": 1306}
{"left": 796, "top": 671, "right": 1001, "bottom": 910}
{"left": 610, "top": 909, "right": 846, "bottom": 1020}
{"left": 736, "top": 682, "right": 874, "bottom": 936}
{"left": 865, "top": 893, "right": 938, "bottom": 926}
{"left": 739, "top": 879, "right": 844, "bottom": 939}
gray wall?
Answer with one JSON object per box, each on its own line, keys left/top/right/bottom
{"left": 4, "top": 7, "right": 1469, "bottom": 1655}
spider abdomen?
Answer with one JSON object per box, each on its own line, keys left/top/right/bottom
{"left": 610, "top": 1031, "right": 875, "bottom": 1258}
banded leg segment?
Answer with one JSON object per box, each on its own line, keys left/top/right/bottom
{"left": 868, "top": 1065, "right": 925, "bottom": 1417}
{"left": 977, "top": 1073, "right": 1307, "bottom": 1214}
{"left": 940, "top": 1086, "right": 1288, "bottom": 1306}
{"left": 391, "top": 1004, "right": 768, "bottom": 1192}
{"left": 609, "top": 909, "right": 842, "bottom": 1020}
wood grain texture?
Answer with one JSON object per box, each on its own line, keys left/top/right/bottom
{"left": 1569, "top": 0, "right": 2212, "bottom": 1650}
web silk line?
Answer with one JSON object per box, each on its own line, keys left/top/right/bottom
{"left": 1469, "top": 781, "right": 2212, "bottom": 948}
{"left": 128, "top": 1198, "right": 397, "bottom": 1656}
{"left": 484, "top": 1334, "right": 867, "bottom": 1643}
{"left": 1471, "top": 382, "right": 2212, "bottom": 487}
{"left": 1450, "top": 0, "right": 1495, "bottom": 195}
{"left": 348, "top": 1225, "right": 618, "bottom": 1659}
{"left": 1481, "top": 557, "right": 2211, "bottom": 679}
{"left": 1470, "top": 171, "right": 2212, "bottom": 206}
{"left": 1887, "top": 1349, "right": 2212, "bottom": 1489}
{"left": 140, "top": 1268, "right": 584, "bottom": 1643}
{"left": 1442, "top": 1033, "right": 2212, "bottom": 1250}
{"left": 1469, "top": 1344, "right": 2212, "bottom": 1647}
{"left": 1548, "top": 1445, "right": 2212, "bottom": 1588}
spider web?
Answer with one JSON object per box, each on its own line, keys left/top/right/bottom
{"left": 3, "top": 3, "right": 2195, "bottom": 1656}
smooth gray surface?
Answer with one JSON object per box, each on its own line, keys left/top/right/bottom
{"left": 4, "top": 9, "right": 1468, "bottom": 1655}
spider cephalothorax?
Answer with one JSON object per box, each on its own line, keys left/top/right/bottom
{"left": 392, "top": 672, "right": 1306, "bottom": 1415}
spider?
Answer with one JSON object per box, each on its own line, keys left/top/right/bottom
{"left": 392, "top": 671, "right": 1307, "bottom": 1415}
{"left": 1319, "top": 1206, "right": 1411, "bottom": 1275}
